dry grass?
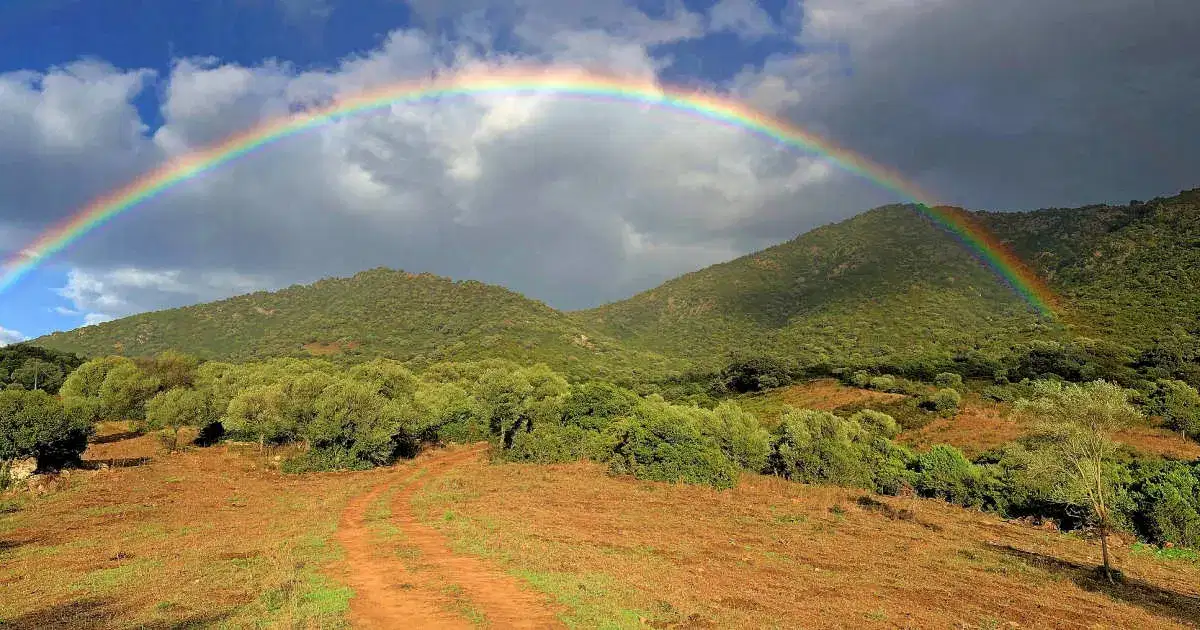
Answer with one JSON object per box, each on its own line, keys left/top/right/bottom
{"left": 739, "top": 379, "right": 906, "bottom": 424}
{"left": 0, "top": 424, "right": 382, "bottom": 629}
{"left": 415, "top": 458, "right": 1200, "bottom": 629}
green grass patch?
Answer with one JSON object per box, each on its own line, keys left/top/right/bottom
{"left": 70, "top": 558, "right": 164, "bottom": 593}
{"left": 514, "top": 570, "right": 661, "bottom": 629}
{"left": 1131, "top": 542, "right": 1200, "bottom": 563}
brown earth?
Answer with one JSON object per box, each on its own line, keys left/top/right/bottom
{"left": 416, "top": 458, "right": 1200, "bottom": 629}
{"left": 335, "top": 444, "right": 564, "bottom": 629}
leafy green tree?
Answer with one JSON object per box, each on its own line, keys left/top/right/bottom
{"left": 563, "top": 381, "right": 639, "bottom": 431}
{"left": 145, "top": 389, "right": 214, "bottom": 450}
{"left": 303, "top": 379, "right": 408, "bottom": 466}
{"left": 1016, "top": 380, "right": 1142, "bottom": 581}
{"left": 60, "top": 356, "right": 128, "bottom": 424}
{"left": 100, "top": 360, "right": 161, "bottom": 424}
{"left": 0, "top": 389, "right": 92, "bottom": 473}
{"left": 606, "top": 397, "right": 738, "bottom": 489}
{"left": 700, "top": 401, "right": 771, "bottom": 472}
{"left": 225, "top": 385, "right": 290, "bottom": 449}
{"left": 1147, "top": 379, "right": 1200, "bottom": 439}
{"left": 10, "top": 359, "right": 64, "bottom": 393}
{"left": 348, "top": 358, "right": 419, "bottom": 401}
{"left": 140, "top": 350, "right": 200, "bottom": 391}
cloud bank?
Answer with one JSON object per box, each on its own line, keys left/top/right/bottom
{"left": 0, "top": 0, "right": 1197, "bottom": 329}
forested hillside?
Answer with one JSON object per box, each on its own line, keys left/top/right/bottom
{"left": 35, "top": 269, "right": 681, "bottom": 382}
{"left": 35, "top": 189, "right": 1200, "bottom": 378}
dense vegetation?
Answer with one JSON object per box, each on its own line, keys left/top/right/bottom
{"left": 34, "top": 269, "right": 683, "bottom": 383}
{"left": 34, "top": 190, "right": 1200, "bottom": 384}
{"left": 12, "top": 186, "right": 1200, "bottom": 581}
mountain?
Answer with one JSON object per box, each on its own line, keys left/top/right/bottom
{"left": 35, "top": 188, "right": 1200, "bottom": 375}
{"left": 34, "top": 269, "right": 682, "bottom": 381}
{"left": 580, "top": 188, "right": 1200, "bottom": 368}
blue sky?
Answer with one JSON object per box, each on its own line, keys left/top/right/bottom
{"left": 1, "top": 0, "right": 1198, "bottom": 344}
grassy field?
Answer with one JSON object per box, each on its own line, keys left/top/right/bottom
{"left": 4, "top": 412, "right": 1200, "bottom": 629}
{"left": 0, "top": 424, "right": 383, "bottom": 629}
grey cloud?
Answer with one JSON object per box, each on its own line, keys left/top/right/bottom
{"left": 770, "top": 0, "right": 1200, "bottom": 210}
{"left": 3, "top": 0, "right": 1199, "bottom": 323}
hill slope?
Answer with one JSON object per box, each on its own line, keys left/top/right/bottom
{"left": 580, "top": 188, "right": 1200, "bottom": 367}
{"left": 35, "top": 268, "right": 680, "bottom": 380}
{"left": 35, "top": 189, "right": 1200, "bottom": 374}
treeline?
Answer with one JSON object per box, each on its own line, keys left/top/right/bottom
{"left": 0, "top": 344, "right": 85, "bottom": 395}
{"left": 6, "top": 349, "right": 1200, "bottom": 557}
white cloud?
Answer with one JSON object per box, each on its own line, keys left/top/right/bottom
{"left": 2, "top": 0, "right": 1196, "bottom": 329}
{"left": 0, "top": 325, "right": 26, "bottom": 346}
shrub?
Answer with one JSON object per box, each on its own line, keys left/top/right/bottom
{"left": 720, "top": 355, "right": 794, "bottom": 393}
{"left": 1148, "top": 380, "right": 1200, "bottom": 439}
{"left": 699, "top": 402, "right": 771, "bottom": 472}
{"left": 563, "top": 381, "right": 639, "bottom": 432}
{"left": 911, "top": 445, "right": 982, "bottom": 506}
{"left": 934, "top": 372, "right": 964, "bottom": 390}
{"left": 505, "top": 424, "right": 614, "bottom": 464}
{"left": 303, "top": 380, "right": 411, "bottom": 467}
{"left": 0, "top": 389, "right": 93, "bottom": 471}
{"left": 867, "top": 375, "right": 898, "bottom": 392}
{"left": 849, "top": 370, "right": 872, "bottom": 388}
{"left": 919, "top": 388, "right": 962, "bottom": 414}
{"left": 145, "top": 388, "right": 215, "bottom": 450}
{"left": 606, "top": 398, "right": 738, "bottom": 489}
{"left": 767, "top": 408, "right": 874, "bottom": 489}
{"left": 848, "top": 410, "right": 900, "bottom": 439}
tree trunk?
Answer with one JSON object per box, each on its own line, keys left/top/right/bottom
{"left": 1100, "top": 524, "right": 1114, "bottom": 583}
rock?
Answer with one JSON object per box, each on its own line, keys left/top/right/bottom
{"left": 8, "top": 458, "right": 36, "bottom": 482}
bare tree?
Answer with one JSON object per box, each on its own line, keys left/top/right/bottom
{"left": 1017, "top": 379, "right": 1141, "bottom": 582}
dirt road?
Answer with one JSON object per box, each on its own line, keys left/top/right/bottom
{"left": 334, "top": 445, "right": 564, "bottom": 629}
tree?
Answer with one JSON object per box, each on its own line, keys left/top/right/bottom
{"left": 1016, "top": 380, "right": 1142, "bottom": 582}
{"left": 145, "top": 389, "right": 214, "bottom": 450}
{"left": 0, "top": 389, "right": 92, "bottom": 473}
{"left": 1148, "top": 379, "right": 1200, "bottom": 439}
{"left": 10, "top": 359, "right": 64, "bottom": 393}
{"left": 225, "top": 385, "right": 289, "bottom": 450}
{"left": 99, "top": 360, "right": 161, "bottom": 424}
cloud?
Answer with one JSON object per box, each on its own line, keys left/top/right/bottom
{"left": 708, "top": 0, "right": 778, "bottom": 40}
{"left": 1, "top": 0, "right": 1198, "bottom": 329}
{"left": 0, "top": 325, "right": 26, "bottom": 346}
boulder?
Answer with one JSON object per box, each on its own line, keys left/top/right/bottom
{"left": 8, "top": 457, "right": 37, "bottom": 482}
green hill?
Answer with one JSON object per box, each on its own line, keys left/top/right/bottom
{"left": 34, "top": 268, "right": 682, "bottom": 382}
{"left": 580, "top": 188, "right": 1200, "bottom": 368}
{"left": 35, "top": 188, "right": 1200, "bottom": 377}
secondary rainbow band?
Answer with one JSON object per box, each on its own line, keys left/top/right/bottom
{"left": 0, "top": 68, "right": 1057, "bottom": 316}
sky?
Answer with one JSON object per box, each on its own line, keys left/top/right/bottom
{"left": 1, "top": 0, "right": 1198, "bottom": 345}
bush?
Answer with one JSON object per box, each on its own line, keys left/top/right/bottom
{"left": 934, "top": 372, "right": 964, "bottom": 390}
{"left": 145, "top": 388, "right": 214, "bottom": 450}
{"left": 1148, "top": 380, "right": 1200, "bottom": 439}
{"left": 919, "top": 388, "right": 962, "bottom": 414}
{"left": 849, "top": 370, "right": 872, "bottom": 388}
{"left": 699, "top": 402, "right": 771, "bottom": 472}
{"left": 563, "top": 381, "right": 639, "bottom": 432}
{"left": 606, "top": 398, "right": 738, "bottom": 489}
{"left": 0, "top": 389, "right": 93, "bottom": 471}
{"left": 867, "top": 375, "right": 898, "bottom": 392}
{"left": 911, "top": 445, "right": 982, "bottom": 506}
{"left": 303, "top": 380, "right": 411, "bottom": 467}
{"left": 720, "top": 355, "right": 794, "bottom": 393}
{"left": 767, "top": 408, "right": 875, "bottom": 489}
{"left": 505, "top": 424, "right": 613, "bottom": 464}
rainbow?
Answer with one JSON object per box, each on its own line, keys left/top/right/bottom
{"left": 0, "top": 67, "right": 1057, "bottom": 316}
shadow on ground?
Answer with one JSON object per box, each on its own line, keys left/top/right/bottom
{"left": 80, "top": 457, "right": 154, "bottom": 470}
{"left": 90, "top": 431, "right": 143, "bottom": 445}
{"left": 0, "top": 598, "right": 232, "bottom": 629}
{"left": 989, "top": 543, "right": 1200, "bottom": 626}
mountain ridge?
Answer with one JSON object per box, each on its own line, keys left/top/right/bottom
{"left": 34, "top": 187, "right": 1200, "bottom": 375}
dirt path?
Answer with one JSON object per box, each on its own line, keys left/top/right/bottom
{"left": 334, "top": 445, "right": 564, "bottom": 629}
